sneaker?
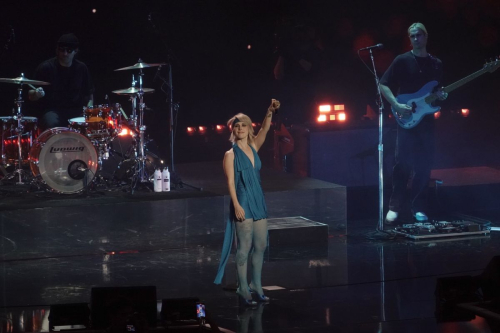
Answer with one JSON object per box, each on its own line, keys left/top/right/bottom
{"left": 414, "top": 212, "right": 428, "bottom": 222}
{"left": 385, "top": 210, "right": 398, "bottom": 223}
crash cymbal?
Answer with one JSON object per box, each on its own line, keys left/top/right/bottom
{"left": 112, "top": 87, "right": 155, "bottom": 95}
{"left": 114, "top": 60, "right": 165, "bottom": 71}
{"left": 0, "top": 75, "right": 50, "bottom": 86}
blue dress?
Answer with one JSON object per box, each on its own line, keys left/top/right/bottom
{"left": 214, "top": 144, "right": 268, "bottom": 285}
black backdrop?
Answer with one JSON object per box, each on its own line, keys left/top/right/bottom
{"left": 1, "top": 0, "right": 499, "bottom": 162}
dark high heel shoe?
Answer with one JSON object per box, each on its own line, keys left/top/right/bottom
{"left": 248, "top": 286, "right": 270, "bottom": 302}
{"left": 236, "top": 290, "right": 257, "bottom": 306}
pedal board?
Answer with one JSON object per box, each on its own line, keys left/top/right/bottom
{"left": 392, "top": 215, "right": 491, "bottom": 240}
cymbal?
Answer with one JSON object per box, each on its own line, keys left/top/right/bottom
{"left": 114, "top": 61, "right": 165, "bottom": 71}
{"left": 0, "top": 76, "right": 50, "bottom": 86}
{"left": 112, "top": 87, "right": 155, "bottom": 95}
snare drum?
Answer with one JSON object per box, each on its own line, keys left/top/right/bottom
{"left": 68, "top": 105, "right": 120, "bottom": 140}
{"left": 29, "top": 127, "right": 98, "bottom": 193}
{"left": 1, "top": 116, "right": 39, "bottom": 165}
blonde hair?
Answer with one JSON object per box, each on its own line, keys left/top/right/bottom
{"left": 408, "top": 22, "right": 428, "bottom": 36}
{"left": 227, "top": 113, "right": 256, "bottom": 144}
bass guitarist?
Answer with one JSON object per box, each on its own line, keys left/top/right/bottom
{"left": 380, "top": 22, "right": 448, "bottom": 226}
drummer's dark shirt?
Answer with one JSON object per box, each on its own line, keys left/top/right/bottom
{"left": 33, "top": 57, "right": 94, "bottom": 121}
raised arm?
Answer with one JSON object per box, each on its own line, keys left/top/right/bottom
{"left": 223, "top": 150, "right": 245, "bottom": 221}
{"left": 253, "top": 99, "right": 280, "bottom": 151}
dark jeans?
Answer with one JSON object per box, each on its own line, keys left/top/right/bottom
{"left": 389, "top": 121, "right": 435, "bottom": 214}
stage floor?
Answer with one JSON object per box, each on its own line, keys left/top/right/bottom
{"left": 1, "top": 163, "right": 500, "bottom": 332}
{"left": 1, "top": 212, "right": 499, "bottom": 332}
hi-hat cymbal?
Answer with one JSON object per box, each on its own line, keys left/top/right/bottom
{"left": 0, "top": 76, "right": 50, "bottom": 86}
{"left": 112, "top": 87, "right": 155, "bottom": 95}
{"left": 114, "top": 60, "right": 165, "bottom": 71}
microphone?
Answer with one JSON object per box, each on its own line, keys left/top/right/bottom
{"left": 358, "top": 43, "right": 383, "bottom": 51}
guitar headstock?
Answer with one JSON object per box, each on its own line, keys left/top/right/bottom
{"left": 484, "top": 57, "right": 500, "bottom": 73}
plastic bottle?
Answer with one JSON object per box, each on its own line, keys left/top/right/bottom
{"left": 162, "top": 167, "right": 170, "bottom": 192}
{"left": 154, "top": 168, "right": 162, "bottom": 192}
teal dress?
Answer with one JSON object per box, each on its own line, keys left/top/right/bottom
{"left": 214, "top": 144, "right": 268, "bottom": 285}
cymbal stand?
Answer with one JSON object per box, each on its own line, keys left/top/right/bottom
{"left": 134, "top": 69, "right": 149, "bottom": 184}
{"left": 129, "top": 74, "right": 138, "bottom": 129}
{"left": 12, "top": 78, "right": 27, "bottom": 184}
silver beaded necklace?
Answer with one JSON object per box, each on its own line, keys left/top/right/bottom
{"left": 411, "top": 50, "right": 428, "bottom": 73}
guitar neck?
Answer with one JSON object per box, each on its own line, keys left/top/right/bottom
{"left": 425, "top": 66, "right": 489, "bottom": 104}
{"left": 443, "top": 67, "right": 488, "bottom": 94}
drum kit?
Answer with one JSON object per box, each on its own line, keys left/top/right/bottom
{"left": 0, "top": 59, "right": 165, "bottom": 194}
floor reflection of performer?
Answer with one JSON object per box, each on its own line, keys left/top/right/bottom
{"left": 28, "top": 33, "right": 94, "bottom": 130}
{"left": 214, "top": 99, "right": 280, "bottom": 306}
{"left": 380, "top": 23, "right": 448, "bottom": 225}
{"left": 238, "top": 303, "right": 265, "bottom": 333}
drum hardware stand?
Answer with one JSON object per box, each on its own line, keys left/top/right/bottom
{"left": 12, "top": 78, "right": 29, "bottom": 185}
{"left": 135, "top": 68, "right": 150, "bottom": 184}
{"left": 123, "top": 67, "right": 152, "bottom": 193}
{"left": 129, "top": 75, "right": 138, "bottom": 129}
{"left": 78, "top": 167, "right": 105, "bottom": 197}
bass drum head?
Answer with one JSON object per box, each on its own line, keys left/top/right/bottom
{"left": 29, "top": 128, "right": 98, "bottom": 193}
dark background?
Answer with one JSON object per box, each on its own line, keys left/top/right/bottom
{"left": 1, "top": 0, "right": 499, "bottom": 163}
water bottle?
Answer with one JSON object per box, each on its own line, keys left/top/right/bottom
{"left": 162, "top": 167, "right": 170, "bottom": 192}
{"left": 154, "top": 168, "right": 162, "bottom": 192}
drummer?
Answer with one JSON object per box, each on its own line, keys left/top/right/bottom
{"left": 28, "top": 33, "right": 94, "bottom": 130}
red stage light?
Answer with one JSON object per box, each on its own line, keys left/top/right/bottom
{"left": 317, "top": 114, "right": 327, "bottom": 123}
{"left": 187, "top": 127, "right": 195, "bottom": 133}
{"left": 338, "top": 112, "right": 346, "bottom": 121}
{"left": 198, "top": 126, "right": 207, "bottom": 133}
{"left": 434, "top": 111, "right": 441, "bottom": 119}
{"left": 461, "top": 108, "right": 470, "bottom": 117}
{"left": 216, "top": 124, "right": 225, "bottom": 131}
{"left": 334, "top": 104, "right": 345, "bottom": 111}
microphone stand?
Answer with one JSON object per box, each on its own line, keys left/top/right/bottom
{"left": 367, "top": 49, "right": 390, "bottom": 235}
{"left": 154, "top": 66, "right": 202, "bottom": 191}
{"left": 148, "top": 14, "right": 202, "bottom": 191}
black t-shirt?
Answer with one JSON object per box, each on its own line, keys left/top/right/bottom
{"left": 33, "top": 57, "right": 94, "bottom": 121}
{"left": 380, "top": 51, "right": 443, "bottom": 126}
{"left": 380, "top": 51, "right": 443, "bottom": 94}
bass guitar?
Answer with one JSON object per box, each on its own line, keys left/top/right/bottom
{"left": 392, "top": 57, "right": 499, "bottom": 129}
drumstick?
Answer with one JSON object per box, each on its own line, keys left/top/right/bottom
{"left": 120, "top": 107, "right": 129, "bottom": 120}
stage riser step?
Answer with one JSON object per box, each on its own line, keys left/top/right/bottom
{"left": 268, "top": 216, "right": 328, "bottom": 247}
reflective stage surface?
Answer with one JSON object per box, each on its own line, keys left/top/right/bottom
{"left": 1, "top": 210, "right": 499, "bottom": 332}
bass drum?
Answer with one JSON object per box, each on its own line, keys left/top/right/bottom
{"left": 29, "top": 127, "right": 98, "bottom": 193}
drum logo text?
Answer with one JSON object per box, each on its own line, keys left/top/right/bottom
{"left": 50, "top": 146, "right": 85, "bottom": 153}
